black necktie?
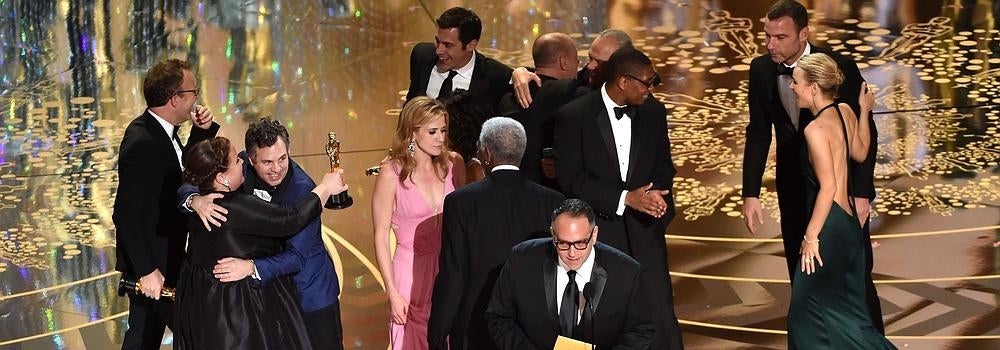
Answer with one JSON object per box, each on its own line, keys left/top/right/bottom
{"left": 776, "top": 63, "right": 793, "bottom": 76}
{"left": 559, "top": 270, "right": 579, "bottom": 337}
{"left": 613, "top": 106, "right": 635, "bottom": 120}
{"left": 437, "top": 70, "right": 458, "bottom": 99}
{"left": 171, "top": 127, "right": 183, "bottom": 148}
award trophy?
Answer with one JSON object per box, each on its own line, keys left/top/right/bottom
{"left": 325, "top": 132, "right": 354, "bottom": 209}
{"left": 117, "top": 276, "right": 175, "bottom": 300}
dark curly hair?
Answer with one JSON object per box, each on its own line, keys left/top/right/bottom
{"left": 245, "top": 117, "right": 291, "bottom": 156}
{"left": 440, "top": 91, "right": 494, "bottom": 163}
{"left": 183, "top": 137, "right": 233, "bottom": 192}
{"left": 143, "top": 59, "right": 192, "bottom": 107}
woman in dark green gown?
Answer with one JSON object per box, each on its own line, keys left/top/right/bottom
{"left": 786, "top": 53, "right": 895, "bottom": 349}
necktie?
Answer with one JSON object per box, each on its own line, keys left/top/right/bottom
{"left": 776, "top": 63, "right": 793, "bottom": 76}
{"left": 613, "top": 106, "right": 635, "bottom": 120}
{"left": 171, "top": 127, "right": 183, "bottom": 148}
{"left": 437, "top": 70, "right": 458, "bottom": 99}
{"left": 559, "top": 270, "right": 579, "bottom": 337}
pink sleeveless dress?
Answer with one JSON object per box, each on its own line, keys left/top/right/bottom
{"left": 389, "top": 162, "right": 455, "bottom": 349}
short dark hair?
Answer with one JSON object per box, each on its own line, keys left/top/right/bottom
{"left": 436, "top": 7, "right": 482, "bottom": 47}
{"left": 245, "top": 117, "right": 291, "bottom": 156}
{"left": 767, "top": 0, "right": 809, "bottom": 31}
{"left": 143, "top": 59, "right": 192, "bottom": 107}
{"left": 441, "top": 91, "right": 494, "bottom": 162}
{"left": 608, "top": 46, "right": 653, "bottom": 82}
{"left": 183, "top": 137, "right": 232, "bottom": 192}
{"left": 552, "top": 199, "right": 596, "bottom": 227}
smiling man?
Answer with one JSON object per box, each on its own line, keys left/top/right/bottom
{"left": 405, "top": 7, "right": 512, "bottom": 107}
{"left": 180, "top": 118, "right": 344, "bottom": 349}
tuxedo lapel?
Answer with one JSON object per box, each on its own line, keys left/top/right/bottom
{"left": 594, "top": 97, "right": 620, "bottom": 170}
{"left": 625, "top": 110, "right": 642, "bottom": 185}
{"left": 542, "top": 253, "right": 560, "bottom": 329}
{"left": 589, "top": 257, "right": 608, "bottom": 314}
{"left": 140, "top": 111, "right": 181, "bottom": 172}
{"left": 468, "top": 52, "right": 486, "bottom": 95}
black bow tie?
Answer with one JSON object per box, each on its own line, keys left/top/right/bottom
{"left": 776, "top": 64, "right": 793, "bottom": 76}
{"left": 613, "top": 106, "right": 635, "bottom": 120}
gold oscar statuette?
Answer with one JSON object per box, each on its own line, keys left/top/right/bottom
{"left": 325, "top": 132, "right": 353, "bottom": 209}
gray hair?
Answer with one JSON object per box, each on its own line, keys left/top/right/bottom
{"left": 597, "top": 29, "right": 633, "bottom": 50}
{"left": 478, "top": 117, "right": 526, "bottom": 166}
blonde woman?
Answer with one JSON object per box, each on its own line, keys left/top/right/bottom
{"left": 372, "top": 96, "right": 465, "bottom": 349}
{"left": 786, "top": 53, "right": 893, "bottom": 349}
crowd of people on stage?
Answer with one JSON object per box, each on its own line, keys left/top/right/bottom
{"left": 112, "top": 1, "right": 896, "bottom": 349}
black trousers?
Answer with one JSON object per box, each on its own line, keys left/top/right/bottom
{"left": 862, "top": 219, "right": 885, "bottom": 334}
{"left": 303, "top": 302, "right": 344, "bottom": 350}
{"left": 122, "top": 294, "right": 173, "bottom": 350}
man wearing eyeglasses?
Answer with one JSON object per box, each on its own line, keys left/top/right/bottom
{"left": 485, "top": 199, "right": 654, "bottom": 349}
{"left": 114, "top": 58, "right": 218, "bottom": 349}
{"left": 553, "top": 46, "right": 683, "bottom": 349}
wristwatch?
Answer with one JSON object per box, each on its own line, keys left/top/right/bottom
{"left": 183, "top": 193, "right": 198, "bottom": 212}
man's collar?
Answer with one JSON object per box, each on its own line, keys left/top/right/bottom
{"left": 491, "top": 164, "right": 519, "bottom": 172}
{"left": 147, "top": 109, "right": 176, "bottom": 136}
{"left": 600, "top": 84, "right": 626, "bottom": 108}
{"left": 453, "top": 51, "right": 477, "bottom": 78}
{"left": 786, "top": 42, "right": 813, "bottom": 68}
{"left": 557, "top": 245, "right": 596, "bottom": 277}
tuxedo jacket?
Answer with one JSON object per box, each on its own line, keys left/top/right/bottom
{"left": 429, "top": 169, "right": 564, "bottom": 350}
{"left": 485, "top": 239, "right": 655, "bottom": 349}
{"left": 498, "top": 76, "right": 588, "bottom": 189}
{"left": 742, "top": 45, "right": 877, "bottom": 200}
{"left": 405, "top": 42, "right": 513, "bottom": 107}
{"left": 553, "top": 90, "right": 676, "bottom": 258}
{"left": 114, "top": 111, "right": 219, "bottom": 285}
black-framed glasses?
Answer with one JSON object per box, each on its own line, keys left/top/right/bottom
{"left": 175, "top": 88, "right": 199, "bottom": 96}
{"left": 624, "top": 73, "right": 661, "bottom": 88}
{"left": 552, "top": 228, "right": 595, "bottom": 251}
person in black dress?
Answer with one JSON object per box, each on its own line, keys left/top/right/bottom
{"left": 172, "top": 137, "right": 347, "bottom": 350}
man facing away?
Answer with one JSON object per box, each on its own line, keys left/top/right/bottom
{"left": 428, "top": 117, "right": 564, "bottom": 350}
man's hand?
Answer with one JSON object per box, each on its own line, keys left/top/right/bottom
{"left": 191, "top": 104, "right": 214, "bottom": 129}
{"left": 139, "top": 269, "right": 165, "bottom": 300}
{"left": 854, "top": 197, "right": 871, "bottom": 226}
{"left": 192, "top": 193, "right": 227, "bottom": 231}
{"left": 213, "top": 257, "right": 255, "bottom": 282}
{"left": 742, "top": 197, "right": 764, "bottom": 236}
{"left": 512, "top": 67, "right": 542, "bottom": 108}
{"left": 540, "top": 158, "right": 556, "bottom": 179}
{"left": 625, "top": 183, "right": 670, "bottom": 218}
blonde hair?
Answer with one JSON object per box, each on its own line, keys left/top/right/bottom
{"left": 390, "top": 96, "right": 451, "bottom": 185}
{"left": 797, "top": 53, "right": 844, "bottom": 99}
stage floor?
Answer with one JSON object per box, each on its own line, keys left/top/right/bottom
{"left": 0, "top": 0, "right": 998, "bottom": 349}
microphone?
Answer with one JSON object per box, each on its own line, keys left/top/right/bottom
{"left": 582, "top": 282, "right": 596, "bottom": 350}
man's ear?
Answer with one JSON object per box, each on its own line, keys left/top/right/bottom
{"left": 464, "top": 39, "right": 479, "bottom": 51}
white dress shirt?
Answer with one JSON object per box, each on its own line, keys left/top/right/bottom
{"left": 148, "top": 110, "right": 183, "bottom": 169}
{"left": 491, "top": 164, "right": 519, "bottom": 172}
{"left": 778, "top": 43, "right": 812, "bottom": 129}
{"left": 600, "top": 84, "right": 632, "bottom": 216}
{"left": 555, "top": 246, "right": 595, "bottom": 323}
{"left": 425, "top": 54, "right": 476, "bottom": 99}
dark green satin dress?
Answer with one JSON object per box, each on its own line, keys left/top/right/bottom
{"left": 787, "top": 103, "right": 895, "bottom": 349}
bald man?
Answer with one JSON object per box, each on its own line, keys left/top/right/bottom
{"left": 499, "top": 33, "right": 587, "bottom": 189}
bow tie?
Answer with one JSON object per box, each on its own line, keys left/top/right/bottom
{"left": 613, "top": 106, "right": 636, "bottom": 120}
{"left": 776, "top": 64, "right": 793, "bottom": 76}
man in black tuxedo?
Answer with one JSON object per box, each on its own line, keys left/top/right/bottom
{"left": 485, "top": 199, "right": 655, "bottom": 349}
{"left": 428, "top": 117, "right": 564, "bottom": 350}
{"left": 113, "top": 59, "right": 219, "bottom": 349}
{"left": 741, "top": 0, "right": 881, "bottom": 332}
{"left": 497, "top": 32, "right": 585, "bottom": 189}
{"left": 405, "top": 7, "right": 512, "bottom": 107}
{"left": 509, "top": 29, "right": 634, "bottom": 108}
{"left": 554, "top": 47, "right": 683, "bottom": 349}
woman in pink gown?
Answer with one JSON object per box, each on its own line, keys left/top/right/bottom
{"left": 372, "top": 96, "right": 465, "bottom": 349}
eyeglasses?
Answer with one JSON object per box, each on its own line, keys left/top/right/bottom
{"left": 175, "top": 88, "right": 199, "bottom": 96}
{"left": 552, "top": 228, "right": 595, "bottom": 251}
{"left": 624, "top": 73, "right": 662, "bottom": 88}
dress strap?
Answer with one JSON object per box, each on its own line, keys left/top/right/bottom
{"left": 830, "top": 103, "right": 859, "bottom": 220}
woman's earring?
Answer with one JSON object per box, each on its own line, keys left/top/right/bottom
{"left": 407, "top": 140, "right": 416, "bottom": 156}
{"left": 222, "top": 178, "right": 231, "bottom": 191}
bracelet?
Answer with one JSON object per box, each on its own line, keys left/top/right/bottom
{"left": 803, "top": 235, "right": 819, "bottom": 244}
